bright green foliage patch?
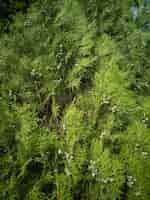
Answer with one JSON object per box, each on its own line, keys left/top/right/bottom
{"left": 0, "top": 0, "right": 150, "bottom": 199}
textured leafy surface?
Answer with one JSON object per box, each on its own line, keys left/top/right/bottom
{"left": 0, "top": 0, "right": 150, "bottom": 199}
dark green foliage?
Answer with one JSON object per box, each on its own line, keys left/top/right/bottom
{"left": 0, "top": 0, "right": 150, "bottom": 199}
{"left": 0, "top": 0, "right": 35, "bottom": 33}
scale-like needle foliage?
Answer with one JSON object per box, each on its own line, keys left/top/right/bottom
{"left": 0, "top": 0, "right": 150, "bottom": 199}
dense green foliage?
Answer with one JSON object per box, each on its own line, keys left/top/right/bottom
{"left": 0, "top": 0, "right": 34, "bottom": 32}
{"left": 0, "top": 0, "right": 150, "bottom": 199}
